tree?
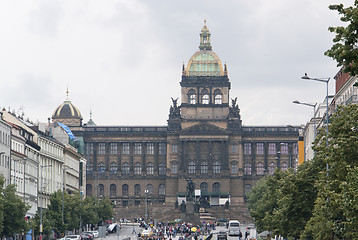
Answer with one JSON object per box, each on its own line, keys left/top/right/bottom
{"left": 2, "top": 183, "right": 30, "bottom": 237}
{"left": 325, "top": 1, "right": 358, "bottom": 75}
{"left": 303, "top": 104, "right": 358, "bottom": 239}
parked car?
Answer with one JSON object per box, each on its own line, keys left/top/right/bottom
{"left": 65, "top": 235, "right": 81, "bottom": 240}
{"left": 80, "top": 233, "right": 93, "bottom": 240}
{"left": 83, "top": 231, "right": 98, "bottom": 238}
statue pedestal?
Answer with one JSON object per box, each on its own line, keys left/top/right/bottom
{"left": 181, "top": 200, "right": 201, "bottom": 225}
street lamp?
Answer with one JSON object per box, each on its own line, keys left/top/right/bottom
{"left": 302, "top": 73, "right": 330, "bottom": 175}
{"left": 293, "top": 100, "right": 317, "bottom": 140}
{"left": 40, "top": 164, "right": 52, "bottom": 240}
{"left": 144, "top": 189, "right": 149, "bottom": 221}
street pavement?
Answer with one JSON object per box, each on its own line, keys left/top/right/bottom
{"left": 104, "top": 224, "right": 257, "bottom": 240}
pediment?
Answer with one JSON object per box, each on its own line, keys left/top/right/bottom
{"left": 181, "top": 122, "right": 227, "bottom": 135}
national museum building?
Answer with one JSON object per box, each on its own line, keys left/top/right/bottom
{"left": 52, "top": 23, "right": 299, "bottom": 217}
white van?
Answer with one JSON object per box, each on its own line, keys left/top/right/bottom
{"left": 228, "top": 220, "right": 241, "bottom": 236}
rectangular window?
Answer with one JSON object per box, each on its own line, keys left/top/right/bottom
{"left": 256, "top": 143, "right": 264, "bottom": 155}
{"left": 122, "top": 143, "right": 130, "bottom": 155}
{"left": 159, "top": 143, "right": 166, "bottom": 155}
{"left": 147, "top": 143, "right": 154, "bottom": 155}
{"left": 86, "top": 143, "right": 94, "bottom": 155}
{"left": 98, "top": 143, "right": 106, "bottom": 155}
{"left": 134, "top": 143, "right": 142, "bottom": 155}
{"left": 281, "top": 143, "right": 289, "bottom": 154}
{"left": 171, "top": 144, "right": 178, "bottom": 153}
{"left": 244, "top": 143, "right": 251, "bottom": 155}
{"left": 171, "top": 163, "right": 178, "bottom": 174}
{"left": 110, "top": 143, "right": 117, "bottom": 155}
{"left": 268, "top": 143, "right": 276, "bottom": 155}
{"left": 231, "top": 164, "right": 238, "bottom": 174}
{"left": 293, "top": 143, "right": 298, "bottom": 155}
{"left": 231, "top": 145, "right": 238, "bottom": 154}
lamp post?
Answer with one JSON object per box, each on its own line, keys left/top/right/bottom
{"left": 302, "top": 73, "right": 330, "bottom": 174}
{"left": 144, "top": 189, "right": 149, "bottom": 221}
{"left": 40, "top": 164, "right": 52, "bottom": 240}
{"left": 293, "top": 100, "right": 317, "bottom": 141}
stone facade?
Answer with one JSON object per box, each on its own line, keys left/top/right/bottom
{"left": 52, "top": 23, "right": 299, "bottom": 220}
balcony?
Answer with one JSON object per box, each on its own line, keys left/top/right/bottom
{"left": 346, "top": 95, "right": 358, "bottom": 105}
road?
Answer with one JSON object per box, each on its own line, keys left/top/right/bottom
{"left": 104, "top": 224, "right": 257, "bottom": 240}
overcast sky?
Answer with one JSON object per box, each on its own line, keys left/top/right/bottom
{"left": 0, "top": 0, "right": 354, "bottom": 127}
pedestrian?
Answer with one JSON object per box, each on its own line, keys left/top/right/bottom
{"left": 238, "top": 230, "right": 242, "bottom": 240}
{"left": 244, "top": 230, "right": 249, "bottom": 240}
{"left": 132, "top": 226, "right": 136, "bottom": 234}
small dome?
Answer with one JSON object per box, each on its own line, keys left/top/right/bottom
{"left": 186, "top": 50, "right": 224, "bottom": 76}
{"left": 52, "top": 100, "right": 83, "bottom": 120}
{"left": 185, "top": 21, "right": 224, "bottom": 77}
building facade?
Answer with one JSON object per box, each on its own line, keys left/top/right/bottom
{"left": 51, "top": 23, "right": 299, "bottom": 217}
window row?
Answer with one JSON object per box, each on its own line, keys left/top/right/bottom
{"left": 0, "top": 131, "right": 10, "bottom": 146}
{"left": 243, "top": 143, "right": 298, "bottom": 155}
{"left": 85, "top": 142, "right": 169, "bottom": 155}
{"left": 199, "top": 182, "right": 221, "bottom": 193}
{"left": 187, "top": 89, "right": 223, "bottom": 105}
{"left": 243, "top": 162, "right": 289, "bottom": 176}
{"left": 187, "top": 161, "right": 221, "bottom": 174}
{"left": 86, "top": 183, "right": 166, "bottom": 197}
{"left": 87, "top": 162, "right": 167, "bottom": 176}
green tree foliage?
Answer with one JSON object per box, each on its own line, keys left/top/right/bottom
{"left": 248, "top": 155, "right": 324, "bottom": 238}
{"left": 2, "top": 182, "right": 30, "bottom": 237}
{"left": 303, "top": 104, "right": 358, "bottom": 239}
{"left": 35, "top": 190, "right": 113, "bottom": 236}
{"left": 0, "top": 176, "right": 5, "bottom": 235}
{"left": 325, "top": 1, "right": 358, "bottom": 75}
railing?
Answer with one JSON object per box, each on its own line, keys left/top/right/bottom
{"left": 346, "top": 95, "right": 358, "bottom": 105}
{"left": 84, "top": 126, "right": 168, "bottom": 132}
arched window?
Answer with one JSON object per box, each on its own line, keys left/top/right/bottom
{"left": 269, "top": 162, "right": 276, "bottom": 175}
{"left": 188, "top": 161, "right": 196, "bottom": 174}
{"left": 110, "top": 162, "right": 117, "bottom": 175}
{"left": 244, "top": 184, "right": 252, "bottom": 196}
{"left": 147, "top": 162, "right": 154, "bottom": 175}
{"left": 200, "top": 182, "right": 208, "bottom": 193}
{"left": 86, "top": 184, "right": 92, "bottom": 196}
{"left": 98, "top": 162, "right": 105, "bottom": 175}
{"left": 134, "top": 184, "right": 141, "bottom": 196}
{"left": 213, "top": 161, "right": 221, "bottom": 174}
{"left": 159, "top": 163, "right": 166, "bottom": 175}
{"left": 99, "top": 184, "right": 104, "bottom": 197}
{"left": 281, "top": 162, "right": 288, "bottom": 171}
{"left": 201, "top": 89, "right": 209, "bottom": 104}
{"left": 87, "top": 162, "right": 93, "bottom": 175}
{"left": 122, "top": 184, "right": 129, "bottom": 196}
{"left": 257, "top": 163, "right": 264, "bottom": 175}
{"left": 214, "top": 89, "right": 222, "bottom": 104}
{"left": 158, "top": 184, "right": 165, "bottom": 195}
{"left": 201, "top": 162, "right": 208, "bottom": 174}
{"left": 134, "top": 162, "right": 142, "bottom": 175}
{"left": 110, "top": 184, "right": 116, "bottom": 197}
{"left": 188, "top": 89, "right": 196, "bottom": 104}
{"left": 244, "top": 163, "right": 252, "bottom": 175}
{"left": 146, "top": 184, "right": 153, "bottom": 195}
{"left": 213, "top": 182, "right": 220, "bottom": 193}
{"left": 122, "top": 162, "right": 130, "bottom": 175}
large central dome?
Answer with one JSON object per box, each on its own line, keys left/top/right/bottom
{"left": 185, "top": 22, "right": 224, "bottom": 77}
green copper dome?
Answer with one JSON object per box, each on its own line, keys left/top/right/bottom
{"left": 185, "top": 21, "right": 224, "bottom": 77}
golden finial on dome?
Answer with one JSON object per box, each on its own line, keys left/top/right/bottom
{"left": 204, "top": 19, "right": 207, "bottom": 27}
{"left": 66, "top": 86, "right": 69, "bottom": 100}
